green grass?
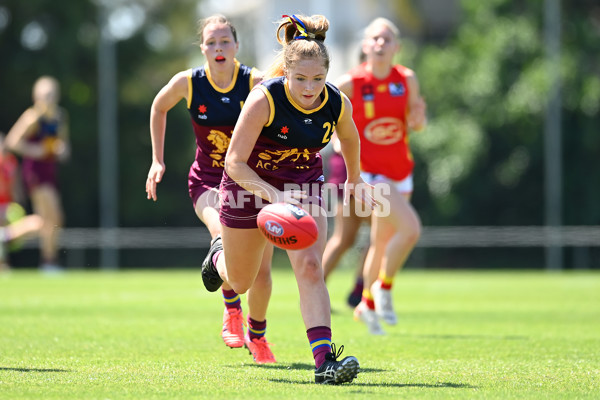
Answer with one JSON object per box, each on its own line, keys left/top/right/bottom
{"left": 1, "top": 264, "right": 599, "bottom": 399}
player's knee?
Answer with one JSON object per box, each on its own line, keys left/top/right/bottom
{"left": 296, "top": 257, "right": 323, "bottom": 283}
{"left": 229, "top": 280, "right": 251, "bottom": 295}
{"left": 254, "top": 267, "right": 273, "bottom": 288}
{"left": 401, "top": 222, "right": 421, "bottom": 247}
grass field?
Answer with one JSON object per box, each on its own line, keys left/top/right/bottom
{"left": 1, "top": 261, "right": 599, "bottom": 399}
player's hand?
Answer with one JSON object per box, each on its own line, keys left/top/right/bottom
{"left": 407, "top": 96, "right": 427, "bottom": 131}
{"left": 344, "top": 177, "right": 378, "bottom": 209}
{"left": 146, "top": 161, "right": 165, "bottom": 201}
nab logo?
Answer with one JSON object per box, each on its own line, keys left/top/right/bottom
{"left": 197, "top": 104, "right": 208, "bottom": 120}
{"left": 265, "top": 220, "right": 284, "bottom": 237}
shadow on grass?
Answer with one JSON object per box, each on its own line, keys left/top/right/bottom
{"left": 0, "top": 367, "right": 70, "bottom": 373}
{"left": 227, "top": 363, "right": 476, "bottom": 389}
{"left": 229, "top": 362, "right": 388, "bottom": 373}
{"left": 268, "top": 378, "right": 478, "bottom": 389}
{"left": 227, "top": 362, "right": 315, "bottom": 371}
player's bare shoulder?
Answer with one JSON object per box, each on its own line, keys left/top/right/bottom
{"left": 334, "top": 73, "right": 354, "bottom": 98}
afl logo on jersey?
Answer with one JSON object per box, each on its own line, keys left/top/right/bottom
{"left": 389, "top": 82, "right": 406, "bottom": 97}
{"left": 364, "top": 117, "right": 404, "bottom": 145}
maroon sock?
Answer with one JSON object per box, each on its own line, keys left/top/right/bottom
{"left": 247, "top": 317, "right": 266, "bottom": 340}
{"left": 222, "top": 288, "right": 241, "bottom": 310}
{"left": 307, "top": 326, "right": 332, "bottom": 368}
{"left": 352, "top": 277, "right": 364, "bottom": 296}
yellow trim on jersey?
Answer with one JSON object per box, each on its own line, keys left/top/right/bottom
{"left": 257, "top": 85, "right": 275, "bottom": 127}
{"left": 337, "top": 93, "right": 346, "bottom": 125}
{"left": 283, "top": 78, "right": 329, "bottom": 114}
{"left": 249, "top": 67, "right": 256, "bottom": 90}
{"left": 205, "top": 59, "right": 240, "bottom": 93}
{"left": 186, "top": 70, "right": 193, "bottom": 109}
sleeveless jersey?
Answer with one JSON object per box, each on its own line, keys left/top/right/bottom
{"left": 349, "top": 63, "right": 413, "bottom": 180}
{"left": 0, "top": 153, "right": 17, "bottom": 204}
{"left": 187, "top": 60, "right": 255, "bottom": 184}
{"left": 22, "top": 111, "right": 62, "bottom": 191}
{"left": 249, "top": 77, "right": 344, "bottom": 187}
{"left": 25, "top": 112, "right": 61, "bottom": 162}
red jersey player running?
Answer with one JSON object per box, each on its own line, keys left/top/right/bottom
{"left": 338, "top": 18, "right": 427, "bottom": 335}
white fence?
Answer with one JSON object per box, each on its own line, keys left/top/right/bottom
{"left": 21, "top": 226, "right": 600, "bottom": 249}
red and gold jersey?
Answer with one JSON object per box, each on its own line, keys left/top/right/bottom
{"left": 349, "top": 63, "right": 413, "bottom": 180}
{"left": 0, "top": 153, "right": 18, "bottom": 204}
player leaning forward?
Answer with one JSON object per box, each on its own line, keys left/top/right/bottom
{"left": 201, "top": 14, "right": 377, "bottom": 384}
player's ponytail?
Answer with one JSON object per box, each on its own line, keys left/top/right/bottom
{"left": 264, "top": 14, "right": 330, "bottom": 79}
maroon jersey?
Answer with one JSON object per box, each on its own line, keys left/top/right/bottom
{"left": 186, "top": 60, "right": 255, "bottom": 204}
{"left": 22, "top": 112, "right": 63, "bottom": 192}
{"left": 248, "top": 77, "right": 344, "bottom": 186}
{"left": 219, "top": 77, "right": 344, "bottom": 228}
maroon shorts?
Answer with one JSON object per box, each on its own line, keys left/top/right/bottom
{"left": 219, "top": 171, "right": 324, "bottom": 229}
{"left": 326, "top": 152, "right": 346, "bottom": 199}
{"left": 188, "top": 168, "right": 222, "bottom": 208}
{"left": 22, "top": 159, "right": 58, "bottom": 193}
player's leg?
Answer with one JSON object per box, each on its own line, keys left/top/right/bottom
{"left": 244, "top": 243, "right": 276, "bottom": 363}
{"left": 354, "top": 212, "right": 392, "bottom": 335}
{"left": 322, "top": 197, "right": 363, "bottom": 279}
{"left": 218, "top": 226, "right": 266, "bottom": 295}
{"left": 194, "top": 187, "right": 221, "bottom": 239}
{"left": 371, "top": 189, "right": 421, "bottom": 325}
{"left": 30, "top": 184, "right": 63, "bottom": 271}
{"left": 287, "top": 205, "right": 359, "bottom": 384}
{"left": 5, "top": 214, "right": 43, "bottom": 241}
{"left": 195, "top": 189, "right": 246, "bottom": 348}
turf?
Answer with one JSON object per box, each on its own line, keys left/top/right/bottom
{"left": 1, "top": 263, "right": 599, "bottom": 399}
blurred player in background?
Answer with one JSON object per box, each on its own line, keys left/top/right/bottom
{"left": 0, "top": 132, "right": 43, "bottom": 272}
{"left": 6, "top": 76, "right": 69, "bottom": 273}
{"left": 201, "top": 14, "right": 376, "bottom": 384}
{"left": 337, "top": 18, "right": 427, "bottom": 335}
{"left": 145, "top": 15, "right": 276, "bottom": 363}
{"left": 322, "top": 132, "right": 369, "bottom": 307}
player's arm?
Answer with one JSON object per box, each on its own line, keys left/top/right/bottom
{"left": 335, "top": 94, "right": 377, "bottom": 209}
{"left": 5, "top": 108, "right": 46, "bottom": 159}
{"left": 334, "top": 73, "right": 354, "bottom": 99}
{"left": 146, "top": 70, "right": 189, "bottom": 201}
{"left": 405, "top": 69, "right": 427, "bottom": 132}
{"left": 55, "top": 108, "right": 70, "bottom": 162}
{"left": 251, "top": 69, "right": 265, "bottom": 87}
{"left": 328, "top": 74, "right": 355, "bottom": 155}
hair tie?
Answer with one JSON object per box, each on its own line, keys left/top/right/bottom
{"left": 283, "top": 14, "right": 316, "bottom": 40}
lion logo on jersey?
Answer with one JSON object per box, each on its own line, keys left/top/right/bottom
{"left": 207, "top": 129, "right": 230, "bottom": 160}
{"left": 364, "top": 117, "right": 404, "bottom": 145}
{"left": 257, "top": 148, "right": 312, "bottom": 163}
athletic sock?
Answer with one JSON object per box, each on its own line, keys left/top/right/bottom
{"left": 307, "top": 326, "right": 332, "bottom": 368}
{"left": 222, "top": 288, "right": 241, "bottom": 310}
{"left": 351, "top": 277, "right": 364, "bottom": 297}
{"left": 362, "top": 289, "right": 376, "bottom": 310}
{"left": 247, "top": 317, "right": 266, "bottom": 341}
{"left": 211, "top": 250, "right": 222, "bottom": 271}
{"left": 378, "top": 270, "right": 394, "bottom": 290}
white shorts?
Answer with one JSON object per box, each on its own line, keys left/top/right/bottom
{"left": 360, "top": 172, "right": 413, "bottom": 194}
